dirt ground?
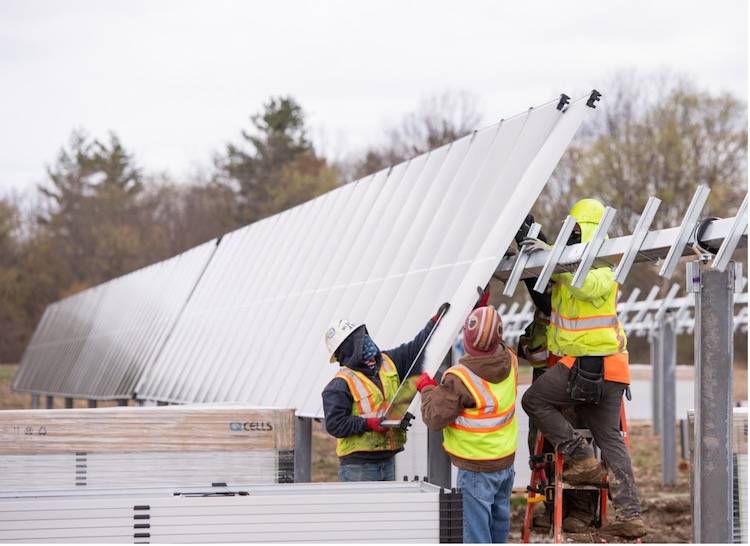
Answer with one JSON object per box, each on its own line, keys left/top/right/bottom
{"left": 2, "top": 363, "right": 745, "bottom": 543}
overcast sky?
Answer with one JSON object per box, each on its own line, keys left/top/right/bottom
{"left": 1, "top": 0, "right": 747, "bottom": 197}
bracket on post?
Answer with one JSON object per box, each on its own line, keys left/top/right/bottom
{"left": 653, "top": 283, "right": 681, "bottom": 323}
{"left": 617, "top": 287, "right": 641, "bottom": 318}
{"left": 632, "top": 286, "right": 661, "bottom": 326}
{"left": 571, "top": 207, "right": 616, "bottom": 289}
{"left": 686, "top": 261, "right": 702, "bottom": 294}
{"left": 614, "top": 197, "right": 662, "bottom": 283}
{"left": 660, "top": 185, "right": 711, "bottom": 279}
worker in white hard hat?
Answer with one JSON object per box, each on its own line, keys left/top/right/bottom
{"left": 321, "top": 302, "right": 450, "bottom": 482}
{"left": 520, "top": 198, "right": 646, "bottom": 540}
{"left": 418, "top": 306, "right": 518, "bottom": 543}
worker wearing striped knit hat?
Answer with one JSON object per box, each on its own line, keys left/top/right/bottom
{"left": 418, "top": 306, "right": 518, "bottom": 543}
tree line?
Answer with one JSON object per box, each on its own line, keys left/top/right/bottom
{"left": 0, "top": 71, "right": 746, "bottom": 363}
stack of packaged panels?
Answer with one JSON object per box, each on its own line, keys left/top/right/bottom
{"left": 0, "top": 482, "right": 455, "bottom": 543}
{"left": 0, "top": 404, "right": 295, "bottom": 491}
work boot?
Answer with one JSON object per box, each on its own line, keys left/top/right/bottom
{"left": 532, "top": 511, "right": 551, "bottom": 529}
{"left": 599, "top": 517, "right": 647, "bottom": 539}
{"left": 564, "top": 455, "right": 606, "bottom": 485}
{"left": 562, "top": 515, "right": 589, "bottom": 533}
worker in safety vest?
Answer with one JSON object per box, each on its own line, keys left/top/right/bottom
{"left": 515, "top": 215, "right": 600, "bottom": 534}
{"left": 322, "top": 302, "right": 450, "bottom": 482}
{"left": 418, "top": 306, "right": 518, "bottom": 543}
{"left": 519, "top": 198, "right": 646, "bottom": 540}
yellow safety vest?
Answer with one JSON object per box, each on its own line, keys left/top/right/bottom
{"left": 441, "top": 354, "right": 518, "bottom": 461}
{"left": 334, "top": 355, "right": 407, "bottom": 457}
{"left": 547, "top": 267, "right": 627, "bottom": 357}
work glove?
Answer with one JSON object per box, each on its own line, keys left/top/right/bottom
{"left": 514, "top": 214, "right": 535, "bottom": 245}
{"left": 515, "top": 214, "right": 549, "bottom": 247}
{"left": 416, "top": 372, "right": 437, "bottom": 392}
{"left": 365, "top": 417, "right": 388, "bottom": 434}
{"left": 474, "top": 285, "right": 490, "bottom": 309}
{"left": 433, "top": 302, "right": 451, "bottom": 322}
{"left": 520, "top": 237, "right": 552, "bottom": 254}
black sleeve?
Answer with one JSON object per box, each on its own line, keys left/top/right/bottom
{"left": 322, "top": 377, "right": 368, "bottom": 438}
{"left": 383, "top": 317, "right": 436, "bottom": 379}
{"left": 523, "top": 277, "right": 552, "bottom": 316}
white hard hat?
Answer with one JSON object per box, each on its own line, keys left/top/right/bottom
{"left": 325, "top": 319, "right": 362, "bottom": 363}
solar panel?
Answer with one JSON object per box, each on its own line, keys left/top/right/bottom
{"left": 132, "top": 93, "right": 596, "bottom": 416}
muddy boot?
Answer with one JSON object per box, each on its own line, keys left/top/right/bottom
{"left": 563, "top": 509, "right": 592, "bottom": 533}
{"left": 564, "top": 455, "right": 606, "bottom": 485}
{"left": 599, "top": 517, "right": 647, "bottom": 539}
{"left": 562, "top": 515, "right": 589, "bottom": 533}
{"left": 532, "top": 510, "right": 551, "bottom": 529}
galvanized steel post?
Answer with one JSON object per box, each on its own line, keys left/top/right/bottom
{"left": 427, "top": 351, "right": 453, "bottom": 488}
{"left": 651, "top": 327, "right": 663, "bottom": 435}
{"left": 295, "top": 416, "right": 312, "bottom": 483}
{"left": 660, "top": 314, "right": 676, "bottom": 486}
{"left": 690, "top": 262, "right": 735, "bottom": 543}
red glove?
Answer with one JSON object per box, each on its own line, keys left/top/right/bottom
{"left": 366, "top": 417, "right": 387, "bottom": 434}
{"left": 416, "top": 372, "right": 437, "bottom": 392}
{"left": 475, "top": 285, "right": 490, "bottom": 309}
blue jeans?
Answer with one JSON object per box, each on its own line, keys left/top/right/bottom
{"left": 458, "top": 466, "right": 515, "bottom": 543}
{"left": 338, "top": 459, "right": 395, "bottom": 482}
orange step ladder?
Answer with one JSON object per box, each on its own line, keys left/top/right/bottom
{"left": 522, "top": 399, "right": 632, "bottom": 543}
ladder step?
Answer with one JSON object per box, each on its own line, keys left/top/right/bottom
{"left": 561, "top": 483, "right": 607, "bottom": 490}
{"left": 522, "top": 399, "right": 631, "bottom": 543}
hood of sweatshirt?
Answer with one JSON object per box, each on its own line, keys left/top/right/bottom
{"left": 458, "top": 342, "right": 511, "bottom": 383}
{"left": 336, "top": 325, "right": 382, "bottom": 377}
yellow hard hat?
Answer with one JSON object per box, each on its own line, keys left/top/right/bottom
{"left": 569, "top": 199, "right": 605, "bottom": 225}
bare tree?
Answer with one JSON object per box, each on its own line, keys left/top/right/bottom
{"left": 347, "top": 90, "right": 483, "bottom": 180}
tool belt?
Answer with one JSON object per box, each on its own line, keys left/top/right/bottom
{"left": 567, "top": 356, "right": 604, "bottom": 403}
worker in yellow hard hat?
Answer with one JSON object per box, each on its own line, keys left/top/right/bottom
{"left": 519, "top": 198, "right": 646, "bottom": 540}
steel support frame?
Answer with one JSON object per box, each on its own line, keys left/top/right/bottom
{"left": 295, "top": 417, "right": 312, "bottom": 483}
{"left": 690, "top": 263, "right": 735, "bottom": 544}
{"left": 427, "top": 351, "right": 454, "bottom": 489}
{"left": 660, "top": 315, "right": 677, "bottom": 486}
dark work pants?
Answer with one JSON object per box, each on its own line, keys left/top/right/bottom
{"left": 521, "top": 362, "right": 642, "bottom": 520}
{"left": 527, "top": 367, "right": 598, "bottom": 522}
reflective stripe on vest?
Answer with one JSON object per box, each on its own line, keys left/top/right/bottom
{"left": 441, "top": 354, "right": 518, "bottom": 461}
{"left": 550, "top": 313, "right": 619, "bottom": 331}
{"left": 549, "top": 272, "right": 627, "bottom": 357}
{"left": 334, "top": 355, "right": 406, "bottom": 457}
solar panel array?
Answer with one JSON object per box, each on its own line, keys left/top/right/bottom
{"left": 13, "top": 93, "right": 597, "bottom": 418}
{"left": 13, "top": 241, "right": 218, "bottom": 399}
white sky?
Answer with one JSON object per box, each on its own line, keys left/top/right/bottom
{"left": 0, "top": 0, "right": 747, "bottom": 197}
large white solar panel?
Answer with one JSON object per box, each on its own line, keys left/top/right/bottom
{"left": 134, "top": 93, "right": 597, "bottom": 416}
{"left": 12, "top": 241, "right": 218, "bottom": 399}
